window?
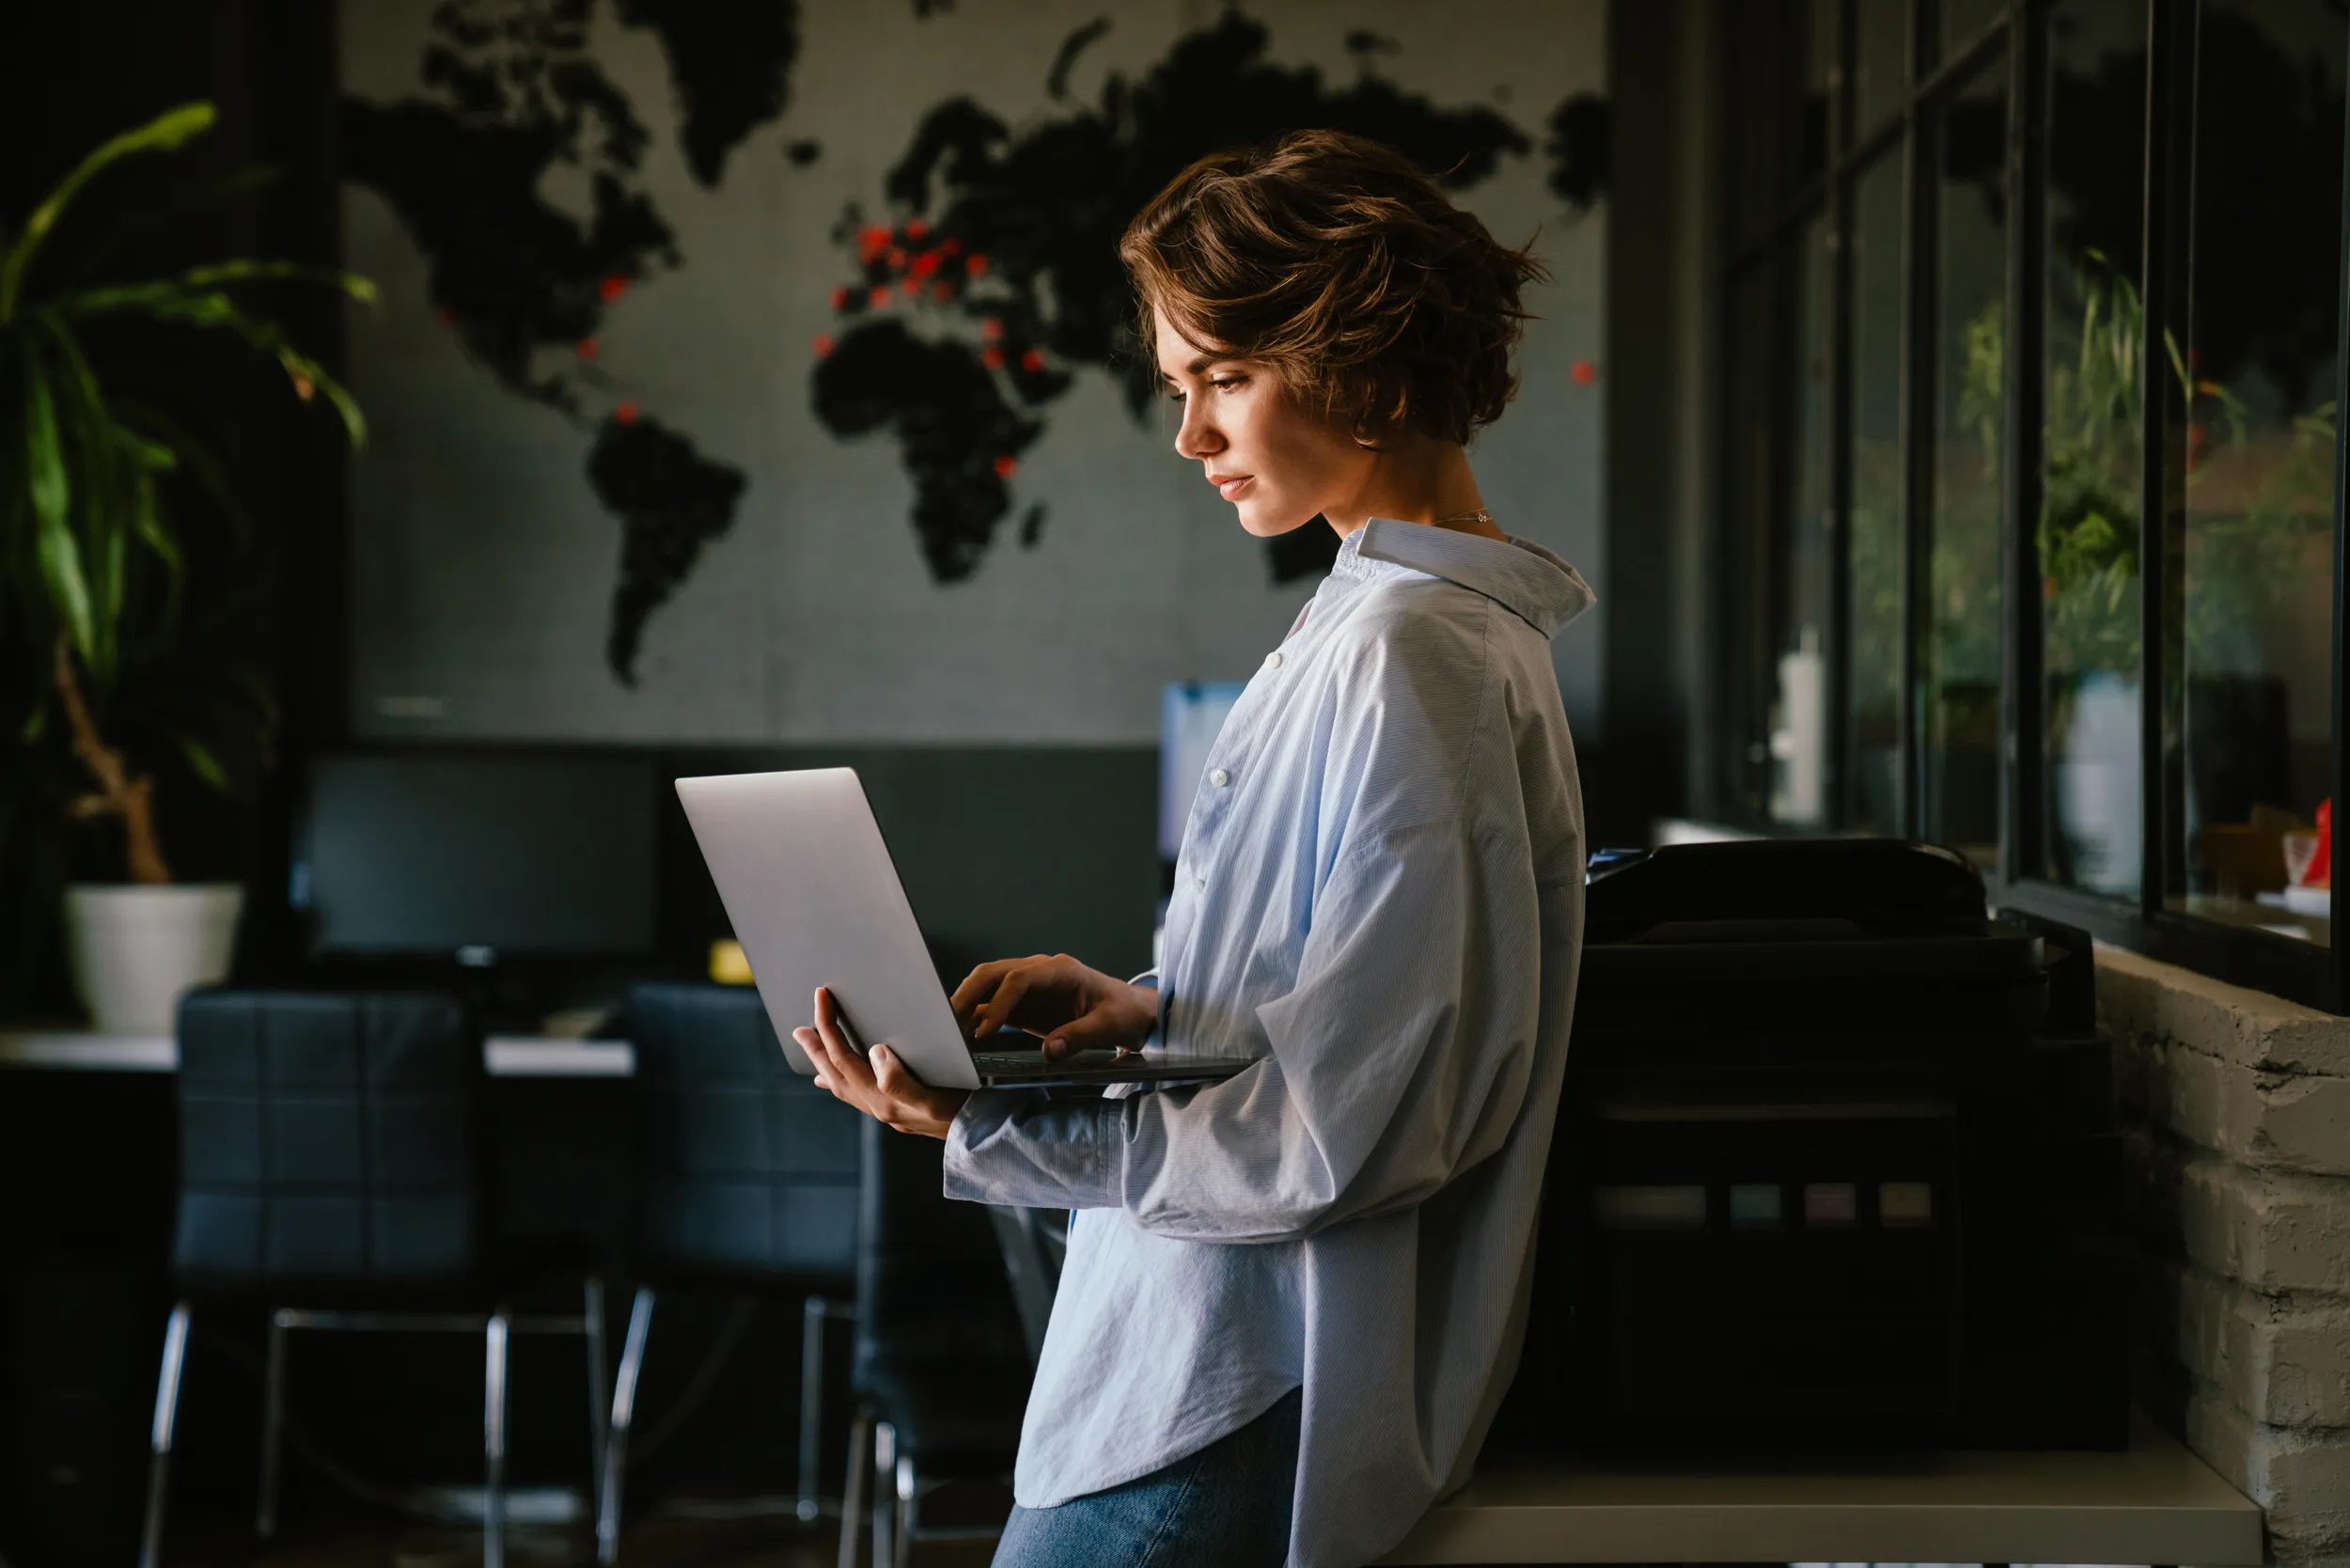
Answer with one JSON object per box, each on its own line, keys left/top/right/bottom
{"left": 1716, "top": 0, "right": 2350, "bottom": 1010}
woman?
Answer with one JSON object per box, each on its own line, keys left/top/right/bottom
{"left": 797, "top": 128, "right": 1591, "bottom": 1568}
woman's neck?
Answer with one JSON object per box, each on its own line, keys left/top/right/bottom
{"left": 1320, "top": 436, "right": 1499, "bottom": 541}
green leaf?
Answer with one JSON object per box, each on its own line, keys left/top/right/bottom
{"left": 280, "top": 351, "right": 368, "bottom": 448}
{"left": 55, "top": 288, "right": 367, "bottom": 447}
{"left": 129, "top": 463, "right": 181, "bottom": 630}
{"left": 30, "top": 309, "right": 108, "bottom": 425}
{"left": 179, "top": 259, "right": 380, "bottom": 306}
{"left": 60, "top": 266, "right": 378, "bottom": 319}
{"left": 33, "top": 507, "right": 95, "bottom": 662}
{"left": 100, "top": 474, "right": 131, "bottom": 608}
{"left": 22, "top": 354, "right": 70, "bottom": 534}
{"left": 59, "top": 283, "right": 241, "bottom": 325}
{"left": 115, "top": 426, "right": 178, "bottom": 472}
{"left": 180, "top": 736, "right": 228, "bottom": 792}
{"left": 0, "top": 102, "right": 216, "bottom": 321}
{"left": 117, "top": 399, "right": 243, "bottom": 542}
{"left": 22, "top": 355, "right": 96, "bottom": 660}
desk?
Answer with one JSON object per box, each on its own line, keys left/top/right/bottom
{"left": 0, "top": 1029, "right": 637, "bottom": 1077}
{"left": 1383, "top": 1423, "right": 2262, "bottom": 1564}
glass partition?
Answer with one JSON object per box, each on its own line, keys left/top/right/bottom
{"left": 1946, "top": 0, "right": 2008, "bottom": 55}
{"left": 2042, "top": 0, "right": 2148, "bottom": 895}
{"left": 1847, "top": 152, "right": 1907, "bottom": 834}
{"left": 1710, "top": 0, "right": 2349, "bottom": 1006}
{"left": 2165, "top": 0, "right": 2343, "bottom": 948}
{"left": 1857, "top": 0, "right": 1912, "bottom": 135}
{"left": 1924, "top": 56, "right": 2010, "bottom": 865}
{"left": 1769, "top": 216, "right": 1838, "bottom": 828}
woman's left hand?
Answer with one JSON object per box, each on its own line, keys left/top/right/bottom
{"left": 795, "top": 985, "right": 971, "bottom": 1139}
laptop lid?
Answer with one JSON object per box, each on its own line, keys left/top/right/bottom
{"left": 675, "top": 768, "right": 984, "bottom": 1091}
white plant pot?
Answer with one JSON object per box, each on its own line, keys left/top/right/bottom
{"left": 2056, "top": 673, "right": 2143, "bottom": 896}
{"left": 64, "top": 884, "right": 245, "bottom": 1036}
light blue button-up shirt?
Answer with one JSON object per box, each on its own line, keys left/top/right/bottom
{"left": 945, "top": 519, "right": 1592, "bottom": 1567}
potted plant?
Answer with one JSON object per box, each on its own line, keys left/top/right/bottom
{"left": 1, "top": 102, "right": 369, "bottom": 1032}
{"left": 1951, "top": 257, "right": 2336, "bottom": 894}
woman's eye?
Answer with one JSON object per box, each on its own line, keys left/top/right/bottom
{"left": 1211, "top": 377, "right": 1246, "bottom": 392}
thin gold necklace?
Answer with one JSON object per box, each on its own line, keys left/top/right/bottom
{"left": 1433, "top": 508, "right": 1495, "bottom": 529}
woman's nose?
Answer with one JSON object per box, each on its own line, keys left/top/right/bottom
{"left": 1174, "top": 401, "right": 1222, "bottom": 461}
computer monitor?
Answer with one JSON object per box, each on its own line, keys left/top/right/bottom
{"left": 299, "top": 755, "right": 657, "bottom": 960}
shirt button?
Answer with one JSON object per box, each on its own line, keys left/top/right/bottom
{"left": 1209, "top": 768, "right": 1230, "bottom": 788}
{"left": 1195, "top": 873, "right": 1208, "bottom": 889}
{"left": 1266, "top": 651, "right": 1284, "bottom": 669}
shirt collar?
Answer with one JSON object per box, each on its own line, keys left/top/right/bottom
{"left": 1332, "top": 517, "right": 1597, "bottom": 638}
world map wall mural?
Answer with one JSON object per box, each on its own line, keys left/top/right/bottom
{"left": 341, "top": 0, "right": 1608, "bottom": 744}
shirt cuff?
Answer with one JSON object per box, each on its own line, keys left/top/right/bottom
{"left": 944, "top": 1087, "right": 1125, "bottom": 1211}
{"left": 1127, "top": 971, "right": 1167, "bottom": 1046}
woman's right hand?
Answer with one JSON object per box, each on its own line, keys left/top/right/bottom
{"left": 948, "top": 953, "right": 1159, "bottom": 1061}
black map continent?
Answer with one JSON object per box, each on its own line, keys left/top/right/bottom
{"left": 810, "top": 13, "right": 1537, "bottom": 585}
{"left": 588, "top": 414, "right": 749, "bottom": 681}
{"left": 344, "top": 0, "right": 795, "bottom": 682}
{"left": 346, "top": 3, "right": 1609, "bottom": 682}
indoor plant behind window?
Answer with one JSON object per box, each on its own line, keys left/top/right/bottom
{"left": 1, "top": 102, "right": 368, "bottom": 1032}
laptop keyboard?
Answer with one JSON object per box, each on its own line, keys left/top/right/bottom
{"left": 972, "top": 1049, "right": 1125, "bottom": 1072}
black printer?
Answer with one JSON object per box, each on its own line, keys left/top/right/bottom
{"left": 1502, "top": 839, "right": 2126, "bottom": 1450}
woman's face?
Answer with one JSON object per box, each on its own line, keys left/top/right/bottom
{"left": 1153, "top": 306, "right": 1372, "bottom": 538}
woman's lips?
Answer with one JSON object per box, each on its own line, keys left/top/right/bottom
{"left": 1213, "top": 475, "right": 1254, "bottom": 501}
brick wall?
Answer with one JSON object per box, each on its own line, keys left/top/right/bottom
{"left": 2103, "top": 945, "right": 2350, "bottom": 1566}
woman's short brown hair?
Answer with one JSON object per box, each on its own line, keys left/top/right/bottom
{"left": 1120, "top": 129, "right": 1547, "bottom": 447}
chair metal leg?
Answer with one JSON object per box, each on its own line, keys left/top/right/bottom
{"left": 870, "top": 1421, "right": 897, "bottom": 1568}
{"left": 799, "top": 1294, "right": 826, "bottom": 1522}
{"left": 257, "top": 1309, "right": 290, "bottom": 1536}
{"left": 838, "top": 1412, "right": 873, "bottom": 1568}
{"left": 598, "top": 1286, "right": 653, "bottom": 1566}
{"left": 891, "top": 1452, "right": 916, "bottom": 1568}
{"left": 583, "top": 1278, "right": 610, "bottom": 1529}
{"left": 137, "top": 1301, "right": 192, "bottom": 1568}
{"left": 484, "top": 1308, "right": 510, "bottom": 1568}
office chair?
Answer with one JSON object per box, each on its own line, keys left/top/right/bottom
{"left": 599, "top": 982, "right": 861, "bottom": 1562}
{"left": 140, "top": 990, "right": 605, "bottom": 1568}
{"left": 839, "top": 1114, "right": 1032, "bottom": 1568}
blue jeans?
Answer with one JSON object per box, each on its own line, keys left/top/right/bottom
{"left": 992, "top": 1387, "right": 1302, "bottom": 1568}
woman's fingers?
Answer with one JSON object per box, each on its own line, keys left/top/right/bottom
{"left": 1040, "top": 1010, "right": 1106, "bottom": 1060}
{"left": 871, "top": 1043, "right": 933, "bottom": 1107}
{"left": 795, "top": 1025, "right": 851, "bottom": 1102}
{"left": 813, "top": 986, "right": 862, "bottom": 1071}
{"left": 971, "top": 964, "right": 1040, "bottom": 1040}
{"left": 948, "top": 960, "right": 1016, "bottom": 1023}
{"left": 949, "top": 954, "right": 1046, "bottom": 1022}
{"left": 799, "top": 997, "right": 968, "bottom": 1139}
{"left": 1039, "top": 981, "right": 1155, "bottom": 1060}
{"left": 1040, "top": 1002, "right": 1134, "bottom": 1060}
{"left": 804, "top": 1023, "right": 873, "bottom": 1110}
{"left": 952, "top": 953, "right": 1072, "bottom": 1035}
{"left": 806, "top": 991, "right": 879, "bottom": 1094}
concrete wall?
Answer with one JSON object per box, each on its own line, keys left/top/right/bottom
{"left": 337, "top": 0, "right": 1610, "bottom": 747}
{"left": 2105, "top": 945, "right": 2350, "bottom": 1566}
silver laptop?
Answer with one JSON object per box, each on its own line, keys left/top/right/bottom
{"left": 675, "top": 767, "right": 1252, "bottom": 1090}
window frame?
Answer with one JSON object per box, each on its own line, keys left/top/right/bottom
{"left": 1711, "top": 0, "right": 2350, "bottom": 1011}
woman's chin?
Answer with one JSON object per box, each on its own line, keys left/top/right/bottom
{"left": 1235, "top": 501, "right": 1319, "bottom": 539}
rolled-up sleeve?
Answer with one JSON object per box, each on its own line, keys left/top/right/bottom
{"left": 945, "top": 817, "right": 1539, "bottom": 1243}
